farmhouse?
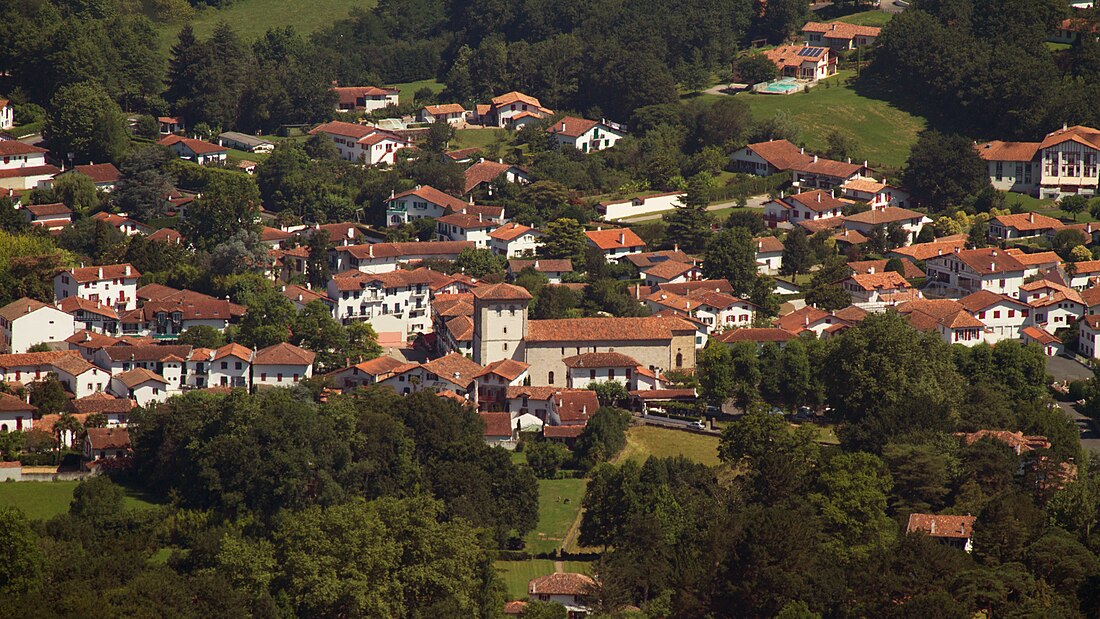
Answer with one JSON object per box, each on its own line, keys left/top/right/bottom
{"left": 762, "top": 45, "right": 836, "bottom": 81}
{"left": 762, "top": 190, "right": 848, "bottom": 230}
{"left": 547, "top": 117, "right": 625, "bottom": 153}
{"left": 975, "top": 124, "right": 1100, "bottom": 199}
{"left": 802, "top": 21, "right": 881, "bottom": 50}
{"left": 156, "top": 135, "right": 228, "bottom": 165}
{"left": 419, "top": 103, "right": 467, "bottom": 125}
{"left": 308, "top": 121, "right": 410, "bottom": 165}
{"left": 333, "top": 86, "right": 399, "bottom": 112}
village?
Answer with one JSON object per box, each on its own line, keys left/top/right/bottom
{"left": 2, "top": 0, "right": 1100, "bottom": 616}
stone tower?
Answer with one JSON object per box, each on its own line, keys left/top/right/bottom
{"left": 472, "top": 282, "right": 532, "bottom": 366}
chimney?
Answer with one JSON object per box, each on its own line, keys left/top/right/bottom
{"left": 804, "top": 315, "right": 809, "bottom": 325}
{"left": 991, "top": 250, "right": 997, "bottom": 256}
{"left": 1064, "top": 122, "right": 1068, "bottom": 131}
{"left": 368, "top": 245, "right": 374, "bottom": 258}
{"left": 930, "top": 520, "right": 936, "bottom": 534}
{"left": 674, "top": 243, "right": 679, "bottom": 252}
{"left": 758, "top": 241, "right": 763, "bottom": 250}
{"left": 990, "top": 262, "right": 996, "bottom": 271}
{"left": 817, "top": 193, "right": 821, "bottom": 202}
{"left": 124, "top": 265, "right": 131, "bottom": 276}
{"left": 813, "top": 155, "right": 818, "bottom": 163}
{"left": 937, "top": 249, "right": 942, "bottom": 256}
{"left": 297, "top": 294, "right": 303, "bottom": 302}
{"left": 534, "top": 260, "right": 540, "bottom": 269}
{"left": 867, "top": 267, "right": 875, "bottom": 274}
{"left": 847, "top": 157, "right": 851, "bottom": 163}
{"left": 561, "top": 122, "right": 567, "bottom": 132}
{"left": 619, "top": 232, "right": 626, "bottom": 245}
{"left": 97, "top": 267, "right": 103, "bottom": 279}
{"left": 800, "top": 147, "right": 804, "bottom": 154}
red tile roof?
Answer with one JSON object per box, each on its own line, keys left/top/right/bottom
{"left": 585, "top": 228, "right": 646, "bottom": 250}
{"left": 782, "top": 190, "right": 848, "bottom": 213}
{"left": 24, "top": 202, "right": 71, "bottom": 218}
{"left": 480, "top": 412, "right": 514, "bottom": 437}
{"left": 71, "top": 163, "right": 120, "bottom": 184}
{"left": 422, "top": 352, "right": 483, "bottom": 387}
{"left": 253, "top": 342, "right": 315, "bottom": 366}
{"left": 423, "top": 103, "right": 466, "bottom": 115}
{"left": 0, "top": 350, "right": 82, "bottom": 368}
{"left": 86, "top": 427, "right": 131, "bottom": 450}
{"left": 528, "top": 572, "right": 596, "bottom": 596}
{"left": 844, "top": 207, "right": 926, "bottom": 225}
{"left": 508, "top": 259, "right": 573, "bottom": 273}
{"left": 991, "top": 212, "right": 1064, "bottom": 233}
{"left": 0, "top": 164, "right": 61, "bottom": 179}
{"left": 489, "top": 222, "right": 534, "bottom": 241}
{"left": 0, "top": 141, "right": 47, "bottom": 156}
{"left": 471, "top": 282, "right": 533, "bottom": 301}
{"left": 543, "top": 424, "right": 585, "bottom": 438}
{"left": 847, "top": 259, "right": 924, "bottom": 279}
{"left": 547, "top": 116, "right": 599, "bottom": 138}
{"left": 0, "top": 297, "right": 49, "bottom": 321}
{"left": 844, "top": 271, "right": 912, "bottom": 291}
{"left": 71, "top": 392, "right": 134, "bottom": 414}
{"left": 1040, "top": 125, "right": 1100, "bottom": 151}
{"left": 390, "top": 185, "right": 468, "bottom": 211}
{"left": 802, "top": 21, "right": 881, "bottom": 39}
{"left": 464, "top": 160, "right": 522, "bottom": 194}
{"left": 0, "top": 392, "right": 34, "bottom": 413}
{"left": 473, "top": 359, "right": 530, "bottom": 381}
{"left": 527, "top": 316, "right": 696, "bottom": 342}
{"left": 309, "top": 120, "right": 376, "bottom": 139}
{"left": 906, "top": 513, "right": 976, "bottom": 539}
{"left": 63, "top": 263, "right": 140, "bottom": 283}
{"left": 974, "top": 140, "right": 1040, "bottom": 162}
{"left": 156, "top": 134, "right": 227, "bottom": 155}
{"left": 926, "top": 248, "right": 1026, "bottom": 276}
{"left": 753, "top": 236, "right": 784, "bottom": 254}
{"left": 333, "top": 86, "right": 398, "bottom": 107}
{"left": 113, "top": 367, "right": 168, "bottom": 388}
{"left": 213, "top": 343, "right": 253, "bottom": 362}
{"left": 715, "top": 327, "right": 796, "bottom": 343}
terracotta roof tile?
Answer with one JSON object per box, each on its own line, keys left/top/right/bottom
{"left": 0, "top": 350, "right": 82, "bottom": 368}
{"left": 71, "top": 392, "right": 134, "bottom": 414}
{"left": 63, "top": 263, "right": 140, "bottom": 283}
{"left": 471, "top": 282, "right": 533, "bottom": 301}
{"left": 643, "top": 260, "right": 695, "bottom": 280}
{"left": 906, "top": 513, "right": 976, "bottom": 539}
{"left": 473, "top": 359, "right": 530, "bottom": 381}
{"left": 715, "top": 327, "right": 796, "bottom": 343}
{"left": 585, "top": 228, "right": 646, "bottom": 250}
{"left": 992, "top": 212, "right": 1064, "bottom": 232}
{"left": 102, "top": 345, "right": 191, "bottom": 363}
{"left": 844, "top": 207, "right": 927, "bottom": 225}
{"left": 753, "top": 236, "right": 784, "bottom": 254}
{"left": 113, "top": 367, "right": 168, "bottom": 388}
{"left": 802, "top": 21, "right": 881, "bottom": 39}
{"left": 543, "top": 424, "right": 585, "bottom": 438}
{"left": 480, "top": 412, "right": 514, "bottom": 437}
{"left": 890, "top": 237, "right": 969, "bottom": 261}
{"left": 490, "top": 222, "right": 535, "bottom": 241}
{"left": 508, "top": 259, "right": 572, "bottom": 273}
{"left": 974, "top": 140, "right": 1041, "bottom": 161}
{"left": 156, "top": 134, "right": 227, "bottom": 155}
{"left": 71, "top": 163, "right": 120, "bottom": 184}
{"left": 390, "top": 185, "right": 468, "bottom": 210}
{"left": 0, "top": 141, "right": 47, "bottom": 156}
{"left": 547, "top": 116, "right": 599, "bottom": 138}
{"left": 445, "top": 315, "right": 475, "bottom": 341}
{"left": 422, "top": 352, "right": 483, "bottom": 387}
{"left": 562, "top": 351, "right": 640, "bottom": 368}
{"left": 845, "top": 271, "right": 912, "bottom": 291}
{"left": 465, "top": 160, "right": 522, "bottom": 194}
{"left": 0, "top": 392, "right": 34, "bottom": 412}
{"left": 526, "top": 316, "right": 695, "bottom": 342}
{"left": 86, "top": 427, "right": 131, "bottom": 450}
{"left": 529, "top": 572, "right": 596, "bottom": 596}
{"left": 253, "top": 342, "right": 315, "bottom": 366}
{"left": 0, "top": 297, "right": 50, "bottom": 321}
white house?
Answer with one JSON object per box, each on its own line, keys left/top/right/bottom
{"left": 50, "top": 355, "right": 110, "bottom": 399}
{"left": 975, "top": 125, "right": 1100, "bottom": 199}
{"left": 754, "top": 236, "right": 784, "bottom": 274}
{"left": 62, "top": 163, "right": 121, "bottom": 192}
{"left": 897, "top": 299, "right": 987, "bottom": 347}
{"left": 327, "top": 268, "right": 436, "bottom": 336}
{"left": 55, "top": 264, "right": 141, "bottom": 312}
{"left": 473, "top": 359, "right": 530, "bottom": 410}
{"left": 331, "top": 241, "right": 473, "bottom": 274}
{"left": 252, "top": 342, "right": 315, "bottom": 388}
{"left": 436, "top": 211, "right": 497, "bottom": 248}
{"left": 21, "top": 202, "right": 72, "bottom": 233}
{"left": 210, "top": 343, "right": 253, "bottom": 388}
{"left": 91, "top": 212, "right": 150, "bottom": 236}
{"left": 763, "top": 190, "right": 847, "bottom": 230}
{"left": 419, "top": 104, "right": 466, "bottom": 125}
{"left": 527, "top": 573, "right": 595, "bottom": 616}
{"left": 0, "top": 298, "right": 75, "bottom": 354}
{"left": 95, "top": 345, "right": 188, "bottom": 393}
{"left": 563, "top": 351, "right": 640, "bottom": 390}
{"left": 643, "top": 261, "right": 701, "bottom": 287}
{"left": 0, "top": 392, "right": 35, "bottom": 432}
{"left": 84, "top": 427, "right": 131, "bottom": 463}
{"left": 988, "top": 212, "right": 1064, "bottom": 240}
{"left": 762, "top": 45, "right": 836, "bottom": 81}
{"left": 802, "top": 21, "right": 881, "bottom": 50}
{"left": 1080, "top": 315, "right": 1100, "bottom": 358}
{"left": 841, "top": 206, "right": 931, "bottom": 246}
{"left": 841, "top": 271, "right": 919, "bottom": 306}
{"left": 308, "top": 121, "right": 409, "bottom": 166}
{"left": 109, "top": 367, "right": 170, "bottom": 406}
{"left": 463, "top": 159, "right": 531, "bottom": 195}
{"left": 958, "top": 290, "right": 1033, "bottom": 343}
{"left": 490, "top": 223, "right": 543, "bottom": 257}
{"left": 385, "top": 185, "right": 468, "bottom": 226}
{"left": 478, "top": 91, "right": 552, "bottom": 128}
{"left": 0, "top": 98, "right": 12, "bottom": 130}
{"left": 839, "top": 177, "right": 911, "bottom": 209}
{"left": 923, "top": 248, "right": 1028, "bottom": 298}
{"left": 377, "top": 353, "right": 482, "bottom": 398}
{"left": 326, "top": 355, "right": 405, "bottom": 392}
{"left": 0, "top": 140, "right": 58, "bottom": 190}
{"left": 547, "top": 117, "right": 625, "bottom": 153}
{"left": 334, "top": 86, "right": 399, "bottom": 112}
{"left": 1021, "top": 326, "right": 1064, "bottom": 357}
{"left": 156, "top": 135, "right": 228, "bottom": 165}
{"left": 1020, "top": 280, "right": 1085, "bottom": 330}
{"left": 595, "top": 192, "right": 686, "bottom": 221}
{"left": 585, "top": 228, "right": 647, "bottom": 262}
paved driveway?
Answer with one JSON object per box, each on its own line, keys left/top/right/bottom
{"left": 1047, "top": 355, "right": 1094, "bottom": 382}
{"left": 1045, "top": 356, "right": 1100, "bottom": 452}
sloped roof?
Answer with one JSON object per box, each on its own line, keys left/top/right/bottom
{"left": 753, "top": 236, "right": 784, "bottom": 254}
{"left": 0, "top": 141, "right": 47, "bottom": 156}
{"left": 480, "top": 412, "right": 513, "bottom": 437}
{"left": 643, "top": 260, "right": 696, "bottom": 280}
{"left": 991, "top": 212, "right": 1064, "bottom": 232}
{"left": 113, "top": 367, "right": 168, "bottom": 388}
{"left": 802, "top": 21, "right": 881, "bottom": 39}
{"left": 529, "top": 572, "right": 596, "bottom": 596}
{"left": 782, "top": 190, "right": 848, "bottom": 213}
{"left": 489, "top": 222, "right": 534, "bottom": 241}
{"left": 422, "top": 352, "right": 483, "bottom": 387}
{"left": 715, "top": 328, "right": 796, "bottom": 343}
{"left": 547, "top": 116, "right": 599, "bottom": 138}
{"left": 390, "top": 185, "right": 468, "bottom": 210}
{"left": 102, "top": 345, "right": 191, "bottom": 363}
{"left": 527, "top": 316, "right": 695, "bottom": 342}
{"left": 473, "top": 359, "right": 530, "bottom": 381}
{"left": 471, "top": 282, "right": 533, "bottom": 301}
{"left": 465, "top": 160, "right": 524, "bottom": 194}
{"left": 906, "top": 513, "right": 976, "bottom": 539}
{"left": 156, "top": 134, "right": 227, "bottom": 155}
{"left": 585, "top": 228, "right": 646, "bottom": 250}
{"left": 63, "top": 263, "right": 140, "bottom": 283}
{"left": 845, "top": 271, "right": 912, "bottom": 291}
{"left": 253, "top": 342, "right": 315, "bottom": 366}
{"left": 71, "top": 163, "right": 121, "bottom": 184}
{"left": 844, "top": 207, "right": 927, "bottom": 225}
{"left": 309, "top": 120, "right": 376, "bottom": 139}
{"left": 423, "top": 103, "right": 466, "bottom": 115}
{"left": 1039, "top": 125, "right": 1100, "bottom": 151}
{"left": 0, "top": 297, "right": 49, "bottom": 321}
{"left": 0, "top": 392, "right": 34, "bottom": 413}
{"left": 975, "top": 140, "right": 1041, "bottom": 162}
{"left": 508, "top": 259, "right": 573, "bottom": 273}
{"left": 213, "top": 343, "right": 253, "bottom": 362}
{"left": 86, "top": 427, "right": 131, "bottom": 450}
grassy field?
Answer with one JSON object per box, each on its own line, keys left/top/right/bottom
{"left": 394, "top": 79, "right": 446, "bottom": 104}
{"left": 155, "top": 0, "right": 376, "bottom": 49}
{"left": 614, "top": 425, "right": 721, "bottom": 467}
{"left": 451, "top": 128, "right": 512, "bottom": 151}
{"left": 495, "top": 560, "right": 594, "bottom": 600}
{"left": 0, "top": 481, "right": 160, "bottom": 521}
{"left": 525, "top": 478, "right": 588, "bottom": 555}
{"left": 733, "top": 70, "right": 925, "bottom": 169}
{"left": 1002, "top": 192, "right": 1097, "bottom": 222}
{"left": 837, "top": 10, "right": 895, "bottom": 26}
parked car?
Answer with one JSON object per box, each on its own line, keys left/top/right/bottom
{"left": 690, "top": 419, "right": 707, "bottom": 430}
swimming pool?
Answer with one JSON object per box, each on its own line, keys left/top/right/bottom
{"left": 759, "top": 78, "right": 802, "bottom": 94}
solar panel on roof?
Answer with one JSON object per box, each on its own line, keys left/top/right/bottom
{"left": 798, "top": 47, "right": 823, "bottom": 57}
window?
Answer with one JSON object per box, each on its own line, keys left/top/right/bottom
{"left": 993, "top": 310, "right": 1000, "bottom": 319}
{"left": 609, "top": 369, "right": 615, "bottom": 380}
{"left": 979, "top": 311, "right": 986, "bottom": 319}
{"left": 676, "top": 352, "right": 683, "bottom": 368}
{"left": 261, "top": 373, "right": 267, "bottom": 381}
{"left": 590, "top": 369, "right": 596, "bottom": 380}
{"left": 277, "top": 373, "right": 283, "bottom": 381}
{"left": 221, "top": 362, "right": 228, "bottom": 370}
{"left": 1008, "top": 309, "right": 1015, "bottom": 318}
{"left": 293, "top": 374, "right": 299, "bottom": 381}
{"left": 235, "top": 361, "right": 242, "bottom": 370}
{"left": 548, "top": 371, "right": 555, "bottom": 384}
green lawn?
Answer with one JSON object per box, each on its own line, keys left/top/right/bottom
{"left": 1003, "top": 191, "right": 1096, "bottom": 223}
{"left": 0, "top": 481, "right": 160, "bottom": 521}
{"left": 451, "top": 128, "right": 512, "bottom": 151}
{"left": 614, "top": 425, "right": 721, "bottom": 467}
{"left": 734, "top": 70, "right": 926, "bottom": 169}
{"left": 525, "top": 478, "right": 588, "bottom": 555}
{"left": 155, "top": 0, "right": 376, "bottom": 49}
{"left": 496, "top": 559, "right": 557, "bottom": 600}
{"left": 836, "top": 10, "right": 895, "bottom": 26}
{"left": 394, "top": 79, "right": 446, "bottom": 104}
